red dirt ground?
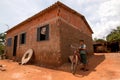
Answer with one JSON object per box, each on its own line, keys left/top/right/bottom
{"left": 0, "top": 53, "right": 120, "bottom": 80}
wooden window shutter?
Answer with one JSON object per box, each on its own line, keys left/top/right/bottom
{"left": 37, "top": 27, "right": 40, "bottom": 41}
{"left": 45, "top": 25, "right": 49, "bottom": 40}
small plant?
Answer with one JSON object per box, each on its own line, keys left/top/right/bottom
{"left": 0, "top": 43, "right": 5, "bottom": 55}
{"left": 0, "top": 33, "right": 6, "bottom": 55}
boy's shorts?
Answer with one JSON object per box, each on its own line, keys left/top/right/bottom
{"left": 80, "top": 54, "right": 87, "bottom": 64}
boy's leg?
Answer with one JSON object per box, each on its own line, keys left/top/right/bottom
{"left": 80, "top": 54, "right": 85, "bottom": 70}
{"left": 81, "top": 54, "right": 89, "bottom": 71}
{"left": 83, "top": 64, "right": 89, "bottom": 71}
{"left": 83, "top": 54, "right": 89, "bottom": 71}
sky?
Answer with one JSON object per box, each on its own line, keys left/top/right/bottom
{"left": 0, "top": 0, "right": 120, "bottom": 39}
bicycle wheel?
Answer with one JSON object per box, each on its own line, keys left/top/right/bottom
{"left": 71, "top": 55, "right": 78, "bottom": 75}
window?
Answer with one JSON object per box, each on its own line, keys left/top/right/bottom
{"left": 20, "top": 33, "right": 26, "bottom": 44}
{"left": 37, "top": 24, "right": 49, "bottom": 41}
{"left": 7, "top": 38, "right": 12, "bottom": 46}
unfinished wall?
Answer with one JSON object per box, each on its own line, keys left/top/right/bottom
{"left": 58, "top": 19, "right": 93, "bottom": 63}
{"left": 6, "top": 8, "right": 62, "bottom": 66}
{"left": 56, "top": 6, "right": 93, "bottom": 63}
{"left": 59, "top": 7, "right": 93, "bottom": 36}
{"left": 6, "top": 3, "right": 93, "bottom": 66}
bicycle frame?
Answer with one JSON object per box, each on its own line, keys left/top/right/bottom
{"left": 71, "top": 49, "right": 80, "bottom": 74}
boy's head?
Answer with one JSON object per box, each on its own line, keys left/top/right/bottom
{"left": 79, "top": 40, "right": 84, "bottom": 44}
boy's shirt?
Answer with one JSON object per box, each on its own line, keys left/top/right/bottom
{"left": 79, "top": 44, "right": 86, "bottom": 54}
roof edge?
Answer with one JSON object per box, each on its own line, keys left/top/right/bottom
{"left": 6, "top": 1, "right": 93, "bottom": 34}
{"left": 6, "top": 1, "right": 59, "bottom": 33}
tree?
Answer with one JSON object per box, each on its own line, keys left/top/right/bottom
{"left": 0, "top": 33, "right": 6, "bottom": 42}
{"left": 0, "top": 33, "right": 6, "bottom": 55}
{"left": 94, "top": 38, "right": 106, "bottom": 42}
{"left": 106, "top": 26, "right": 120, "bottom": 42}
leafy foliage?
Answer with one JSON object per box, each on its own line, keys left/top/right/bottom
{"left": 106, "top": 26, "right": 120, "bottom": 42}
{"left": 0, "top": 33, "right": 6, "bottom": 55}
{"left": 94, "top": 38, "right": 106, "bottom": 42}
{"left": 0, "top": 33, "right": 6, "bottom": 42}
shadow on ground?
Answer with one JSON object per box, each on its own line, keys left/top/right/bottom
{"left": 56, "top": 54, "right": 105, "bottom": 77}
{"left": 11, "top": 53, "right": 105, "bottom": 77}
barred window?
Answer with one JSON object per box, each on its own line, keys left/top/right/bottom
{"left": 7, "top": 38, "right": 12, "bottom": 46}
{"left": 20, "top": 33, "right": 26, "bottom": 44}
{"left": 37, "top": 24, "right": 49, "bottom": 41}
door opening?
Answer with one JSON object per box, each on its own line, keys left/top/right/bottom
{"left": 13, "top": 35, "right": 18, "bottom": 56}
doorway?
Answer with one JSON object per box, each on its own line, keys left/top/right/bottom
{"left": 13, "top": 35, "right": 18, "bottom": 56}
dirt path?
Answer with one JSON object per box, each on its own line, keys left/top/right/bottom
{"left": 0, "top": 53, "right": 120, "bottom": 80}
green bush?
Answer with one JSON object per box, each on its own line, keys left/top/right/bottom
{"left": 0, "top": 33, "right": 6, "bottom": 55}
{"left": 0, "top": 43, "right": 5, "bottom": 55}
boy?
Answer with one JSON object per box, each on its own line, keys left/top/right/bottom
{"left": 79, "top": 40, "right": 89, "bottom": 71}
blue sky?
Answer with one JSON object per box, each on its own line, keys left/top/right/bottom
{"left": 0, "top": 0, "right": 120, "bottom": 39}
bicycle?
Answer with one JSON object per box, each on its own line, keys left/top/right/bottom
{"left": 70, "top": 44, "right": 80, "bottom": 75}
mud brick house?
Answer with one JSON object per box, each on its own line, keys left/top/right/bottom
{"left": 93, "top": 41, "right": 107, "bottom": 53}
{"left": 5, "top": 1, "right": 93, "bottom": 66}
{"left": 93, "top": 41, "right": 120, "bottom": 53}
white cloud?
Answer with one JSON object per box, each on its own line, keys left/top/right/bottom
{"left": 0, "top": 0, "right": 45, "bottom": 32}
{"left": 92, "top": 0, "right": 120, "bottom": 39}
{"left": 0, "top": 0, "right": 120, "bottom": 40}
{"left": 99, "top": 0, "right": 120, "bottom": 17}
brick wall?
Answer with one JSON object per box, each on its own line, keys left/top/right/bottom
{"left": 58, "top": 18, "right": 93, "bottom": 63}
{"left": 6, "top": 5, "right": 93, "bottom": 66}
{"left": 6, "top": 8, "right": 63, "bottom": 66}
{"left": 59, "top": 7, "right": 92, "bottom": 36}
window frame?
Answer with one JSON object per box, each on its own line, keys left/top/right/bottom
{"left": 20, "top": 32, "right": 26, "bottom": 44}
{"left": 37, "top": 24, "right": 49, "bottom": 41}
{"left": 7, "top": 38, "right": 12, "bottom": 47}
